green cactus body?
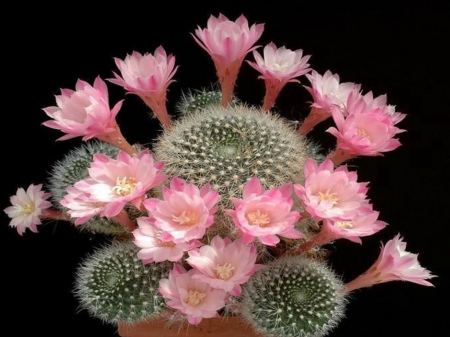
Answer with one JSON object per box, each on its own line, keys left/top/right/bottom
{"left": 154, "top": 104, "right": 312, "bottom": 208}
{"left": 74, "top": 241, "right": 172, "bottom": 324}
{"left": 240, "top": 255, "right": 347, "bottom": 337}
{"left": 176, "top": 89, "right": 225, "bottom": 115}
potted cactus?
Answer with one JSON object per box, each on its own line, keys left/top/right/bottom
{"left": 4, "top": 13, "right": 434, "bottom": 337}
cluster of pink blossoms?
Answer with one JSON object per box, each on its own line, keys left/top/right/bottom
{"left": 3, "top": 12, "right": 435, "bottom": 327}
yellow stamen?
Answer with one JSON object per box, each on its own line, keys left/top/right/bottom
{"left": 357, "top": 129, "right": 368, "bottom": 137}
{"left": 214, "top": 263, "right": 235, "bottom": 280}
{"left": 112, "top": 177, "right": 137, "bottom": 196}
{"left": 21, "top": 202, "right": 36, "bottom": 215}
{"left": 172, "top": 211, "right": 198, "bottom": 226}
{"left": 336, "top": 221, "right": 354, "bottom": 229}
{"left": 185, "top": 290, "right": 206, "bottom": 306}
{"left": 246, "top": 209, "right": 271, "bottom": 227}
{"left": 317, "top": 190, "right": 339, "bottom": 205}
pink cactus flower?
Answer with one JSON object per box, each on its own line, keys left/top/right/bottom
{"left": 108, "top": 47, "right": 178, "bottom": 127}
{"left": 226, "top": 177, "right": 303, "bottom": 246}
{"left": 159, "top": 264, "right": 227, "bottom": 325}
{"left": 192, "top": 13, "right": 264, "bottom": 106}
{"left": 186, "top": 236, "right": 263, "bottom": 296}
{"left": 299, "top": 70, "right": 359, "bottom": 135}
{"left": 344, "top": 234, "right": 435, "bottom": 292}
{"left": 362, "top": 91, "right": 406, "bottom": 125}
{"left": 143, "top": 178, "right": 219, "bottom": 244}
{"left": 63, "top": 150, "right": 167, "bottom": 221}
{"left": 321, "top": 209, "right": 387, "bottom": 244}
{"left": 294, "top": 158, "right": 370, "bottom": 222}
{"left": 4, "top": 184, "right": 52, "bottom": 235}
{"left": 60, "top": 187, "right": 107, "bottom": 225}
{"left": 133, "top": 218, "right": 201, "bottom": 263}
{"left": 247, "top": 42, "right": 311, "bottom": 110}
{"left": 326, "top": 93, "right": 405, "bottom": 164}
{"left": 299, "top": 209, "right": 387, "bottom": 252}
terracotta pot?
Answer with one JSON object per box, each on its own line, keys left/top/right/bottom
{"left": 118, "top": 316, "right": 259, "bottom": 337}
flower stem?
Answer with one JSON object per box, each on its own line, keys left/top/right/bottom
{"left": 112, "top": 210, "right": 137, "bottom": 232}
{"left": 142, "top": 95, "right": 173, "bottom": 129}
{"left": 262, "top": 80, "right": 284, "bottom": 112}
{"left": 343, "top": 266, "right": 380, "bottom": 292}
{"left": 298, "top": 107, "right": 329, "bottom": 135}
{"left": 40, "top": 209, "right": 71, "bottom": 221}
{"left": 327, "top": 148, "right": 356, "bottom": 166}
{"left": 97, "top": 126, "right": 138, "bottom": 156}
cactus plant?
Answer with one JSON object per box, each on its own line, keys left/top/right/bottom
{"left": 240, "top": 255, "right": 347, "bottom": 337}
{"left": 74, "top": 241, "right": 172, "bottom": 324}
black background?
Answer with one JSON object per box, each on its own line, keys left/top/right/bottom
{"left": 2, "top": 2, "right": 448, "bottom": 336}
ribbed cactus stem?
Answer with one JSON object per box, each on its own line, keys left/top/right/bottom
{"left": 240, "top": 255, "right": 347, "bottom": 337}
{"left": 74, "top": 241, "right": 172, "bottom": 324}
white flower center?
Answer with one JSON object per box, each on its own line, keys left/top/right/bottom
{"left": 172, "top": 210, "right": 198, "bottom": 226}
{"left": 112, "top": 177, "right": 137, "bottom": 196}
{"left": 272, "top": 62, "right": 289, "bottom": 71}
{"left": 185, "top": 290, "right": 206, "bottom": 306}
{"left": 21, "top": 202, "right": 36, "bottom": 215}
{"left": 246, "top": 209, "right": 271, "bottom": 227}
{"left": 317, "top": 190, "right": 339, "bottom": 205}
{"left": 214, "top": 263, "right": 235, "bottom": 280}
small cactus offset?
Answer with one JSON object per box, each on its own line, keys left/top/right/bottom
{"left": 47, "top": 140, "right": 119, "bottom": 205}
{"left": 176, "top": 88, "right": 235, "bottom": 115}
{"left": 4, "top": 12, "right": 435, "bottom": 337}
{"left": 240, "top": 255, "right": 347, "bottom": 337}
{"left": 74, "top": 241, "right": 172, "bottom": 324}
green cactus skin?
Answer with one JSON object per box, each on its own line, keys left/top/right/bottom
{"left": 240, "top": 255, "right": 347, "bottom": 337}
{"left": 176, "top": 88, "right": 239, "bottom": 115}
{"left": 74, "top": 241, "right": 172, "bottom": 325}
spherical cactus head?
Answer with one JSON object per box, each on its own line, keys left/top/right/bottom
{"left": 240, "top": 255, "right": 347, "bottom": 337}
{"left": 153, "top": 104, "right": 310, "bottom": 210}
{"left": 74, "top": 241, "right": 172, "bottom": 325}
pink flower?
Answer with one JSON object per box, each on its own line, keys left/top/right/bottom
{"left": 247, "top": 42, "right": 311, "bottom": 83}
{"left": 186, "top": 236, "right": 263, "bottom": 296}
{"left": 143, "top": 178, "right": 219, "bottom": 243}
{"left": 192, "top": 14, "right": 264, "bottom": 106}
{"left": 321, "top": 209, "right": 387, "bottom": 244}
{"left": 247, "top": 42, "right": 311, "bottom": 110}
{"left": 42, "top": 77, "right": 123, "bottom": 141}
{"left": 362, "top": 91, "right": 406, "bottom": 125}
{"left": 60, "top": 187, "right": 107, "bottom": 225}
{"left": 62, "top": 150, "right": 167, "bottom": 221}
{"left": 327, "top": 92, "right": 405, "bottom": 157}
{"left": 4, "top": 184, "right": 52, "bottom": 235}
{"left": 226, "top": 177, "right": 303, "bottom": 246}
{"left": 344, "top": 234, "right": 435, "bottom": 292}
{"left": 294, "top": 158, "right": 370, "bottom": 222}
{"left": 133, "top": 217, "right": 201, "bottom": 263}
{"left": 304, "top": 70, "right": 359, "bottom": 113}
{"left": 299, "top": 70, "right": 359, "bottom": 134}
{"left": 108, "top": 47, "right": 178, "bottom": 127}
{"left": 302, "top": 208, "right": 386, "bottom": 251}
{"left": 159, "top": 264, "right": 227, "bottom": 325}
